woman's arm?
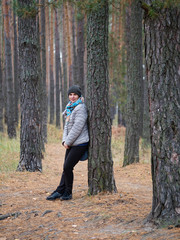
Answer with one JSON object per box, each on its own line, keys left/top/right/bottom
{"left": 62, "top": 122, "right": 68, "bottom": 144}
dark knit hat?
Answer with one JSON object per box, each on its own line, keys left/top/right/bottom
{"left": 68, "top": 85, "right": 81, "bottom": 97}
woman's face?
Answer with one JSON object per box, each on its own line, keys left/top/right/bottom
{"left": 69, "top": 93, "right": 79, "bottom": 103}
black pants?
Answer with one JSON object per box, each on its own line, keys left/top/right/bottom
{"left": 56, "top": 145, "right": 88, "bottom": 195}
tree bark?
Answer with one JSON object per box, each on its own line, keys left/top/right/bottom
{"left": 62, "top": 3, "right": 68, "bottom": 125}
{"left": 40, "top": 0, "right": 47, "bottom": 143}
{"left": 123, "top": 0, "right": 143, "bottom": 167}
{"left": 45, "top": 3, "right": 50, "bottom": 122}
{"left": 49, "top": 5, "right": 54, "bottom": 124}
{"left": 3, "top": 0, "right": 16, "bottom": 138}
{"left": 65, "top": 2, "right": 72, "bottom": 87}
{"left": 13, "top": 11, "right": 19, "bottom": 126}
{"left": 87, "top": 0, "right": 117, "bottom": 195}
{"left": 71, "top": 7, "right": 78, "bottom": 85}
{"left": 55, "top": 6, "right": 61, "bottom": 128}
{"left": 0, "top": 55, "right": 3, "bottom": 132}
{"left": 144, "top": 3, "right": 180, "bottom": 226}
{"left": 0, "top": 13, "right": 3, "bottom": 132}
{"left": 17, "top": 0, "right": 43, "bottom": 172}
{"left": 77, "top": 12, "right": 85, "bottom": 95}
{"left": 142, "top": 66, "right": 150, "bottom": 143}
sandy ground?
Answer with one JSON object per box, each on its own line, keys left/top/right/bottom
{"left": 0, "top": 143, "right": 180, "bottom": 240}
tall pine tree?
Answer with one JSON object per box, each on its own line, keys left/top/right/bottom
{"left": 87, "top": 0, "right": 117, "bottom": 194}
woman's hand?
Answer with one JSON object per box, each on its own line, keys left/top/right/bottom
{"left": 64, "top": 143, "right": 70, "bottom": 149}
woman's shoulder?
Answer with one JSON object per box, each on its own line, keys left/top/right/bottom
{"left": 75, "top": 103, "right": 87, "bottom": 111}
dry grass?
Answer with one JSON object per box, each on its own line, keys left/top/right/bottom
{"left": 111, "top": 126, "right": 151, "bottom": 166}
{"left": 0, "top": 125, "right": 151, "bottom": 175}
{"left": 0, "top": 131, "right": 20, "bottom": 173}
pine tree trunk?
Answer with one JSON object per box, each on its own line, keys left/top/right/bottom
{"left": 55, "top": 6, "right": 61, "bottom": 128}
{"left": 71, "top": 6, "right": 78, "bottom": 85}
{"left": 77, "top": 13, "right": 85, "bottom": 94}
{"left": 13, "top": 11, "right": 19, "bottom": 126}
{"left": 62, "top": 3, "right": 68, "bottom": 124}
{"left": 65, "top": 2, "right": 72, "bottom": 87}
{"left": 17, "top": 0, "right": 43, "bottom": 172}
{"left": 144, "top": 4, "right": 180, "bottom": 226}
{"left": 87, "top": 0, "right": 117, "bottom": 195}
{"left": 0, "top": 55, "right": 3, "bottom": 132}
{"left": 40, "top": 0, "right": 47, "bottom": 142}
{"left": 123, "top": 0, "right": 143, "bottom": 167}
{"left": 45, "top": 4, "right": 50, "bottom": 121}
{"left": 3, "top": 0, "right": 16, "bottom": 138}
{"left": 142, "top": 70, "right": 150, "bottom": 143}
{"left": 0, "top": 16, "right": 3, "bottom": 132}
{"left": 49, "top": 6, "right": 54, "bottom": 124}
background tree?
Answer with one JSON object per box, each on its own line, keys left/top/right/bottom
{"left": 17, "top": 0, "right": 43, "bottom": 172}
{"left": 71, "top": 6, "right": 78, "bottom": 85}
{"left": 2, "top": 0, "right": 16, "bottom": 138}
{"left": 87, "top": 0, "right": 117, "bottom": 195}
{"left": 123, "top": 0, "right": 143, "bottom": 166}
{"left": 0, "top": 5, "right": 3, "bottom": 132}
{"left": 49, "top": 4, "right": 55, "bottom": 124}
{"left": 40, "top": 0, "right": 48, "bottom": 142}
{"left": 61, "top": 2, "right": 68, "bottom": 122}
{"left": 65, "top": 2, "right": 72, "bottom": 86}
{"left": 109, "top": 0, "right": 127, "bottom": 126}
{"left": 13, "top": 9, "right": 19, "bottom": 126}
{"left": 55, "top": 3, "right": 61, "bottom": 128}
{"left": 76, "top": 9, "right": 85, "bottom": 95}
{"left": 143, "top": 1, "right": 180, "bottom": 226}
{"left": 0, "top": 51, "right": 3, "bottom": 132}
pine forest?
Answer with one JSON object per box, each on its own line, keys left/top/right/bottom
{"left": 0, "top": 0, "right": 180, "bottom": 239}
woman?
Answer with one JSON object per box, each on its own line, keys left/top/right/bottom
{"left": 46, "top": 85, "right": 89, "bottom": 201}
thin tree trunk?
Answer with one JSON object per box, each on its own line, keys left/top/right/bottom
{"left": 3, "top": 0, "right": 16, "bottom": 138}
{"left": 17, "top": 0, "right": 43, "bottom": 172}
{"left": 77, "top": 12, "right": 85, "bottom": 95}
{"left": 123, "top": 0, "right": 143, "bottom": 167}
{"left": 45, "top": 3, "right": 50, "bottom": 123}
{"left": 71, "top": 6, "right": 78, "bottom": 85}
{"left": 87, "top": 0, "right": 117, "bottom": 195}
{"left": 1, "top": 12, "right": 7, "bottom": 126}
{"left": 49, "top": 5, "right": 54, "bottom": 124}
{"left": 0, "top": 55, "right": 3, "bottom": 132}
{"left": 40, "top": 0, "right": 47, "bottom": 142}
{"left": 65, "top": 2, "right": 72, "bottom": 87}
{"left": 13, "top": 11, "right": 19, "bottom": 126}
{"left": 144, "top": 3, "right": 180, "bottom": 226}
{"left": 62, "top": 3, "right": 68, "bottom": 124}
{"left": 55, "top": 6, "right": 61, "bottom": 128}
{"left": 0, "top": 12, "right": 3, "bottom": 132}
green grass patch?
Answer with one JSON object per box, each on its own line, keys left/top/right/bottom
{"left": 0, "top": 132, "right": 20, "bottom": 173}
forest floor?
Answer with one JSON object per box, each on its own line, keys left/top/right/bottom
{"left": 0, "top": 128, "right": 180, "bottom": 240}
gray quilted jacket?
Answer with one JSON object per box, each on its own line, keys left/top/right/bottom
{"left": 62, "top": 103, "right": 89, "bottom": 146}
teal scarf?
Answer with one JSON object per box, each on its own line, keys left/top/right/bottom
{"left": 64, "top": 97, "right": 83, "bottom": 119}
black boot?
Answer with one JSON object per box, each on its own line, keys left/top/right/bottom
{"left": 46, "top": 191, "right": 63, "bottom": 201}
{"left": 60, "top": 191, "right": 72, "bottom": 201}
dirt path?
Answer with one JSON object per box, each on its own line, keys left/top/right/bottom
{"left": 0, "top": 143, "right": 180, "bottom": 240}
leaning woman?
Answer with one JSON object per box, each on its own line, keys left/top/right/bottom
{"left": 46, "top": 85, "right": 89, "bottom": 201}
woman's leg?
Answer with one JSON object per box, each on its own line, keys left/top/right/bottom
{"left": 55, "top": 149, "right": 70, "bottom": 194}
{"left": 63, "top": 145, "right": 87, "bottom": 195}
